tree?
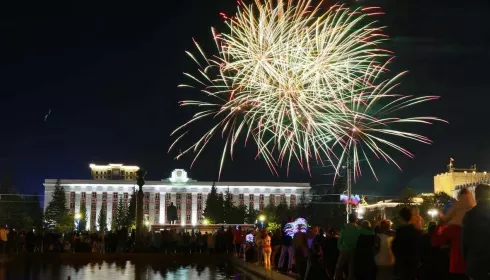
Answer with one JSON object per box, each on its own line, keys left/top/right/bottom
{"left": 246, "top": 206, "right": 258, "bottom": 224}
{"left": 56, "top": 212, "right": 75, "bottom": 232}
{"left": 44, "top": 179, "right": 68, "bottom": 226}
{"left": 400, "top": 187, "right": 417, "bottom": 205}
{"left": 203, "top": 183, "right": 224, "bottom": 223}
{"left": 125, "top": 188, "right": 136, "bottom": 228}
{"left": 97, "top": 206, "right": 108, "bottom": 232}
{"left": 223, "top": 189, "right": 234, "bottom": 223}
{"left": 227, "top": 204, "right": 248, "bottom": 224}
{"left": 113, "top": 198, "right": 127, "bottom": 230}
{"left": 296, "top": 191, "right": 309, "bottom": 218}
{"left": 79, "top": 202, "right": 88, "bottom": 231}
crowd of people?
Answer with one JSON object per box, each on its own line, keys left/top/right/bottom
{"left": 1, "top": 183, "right": 490, "bottom": 279}
{"left": 248, "top": 183, "right": 489, "bottom": 280}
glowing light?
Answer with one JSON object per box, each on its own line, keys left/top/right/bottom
{"left": 89, "top": 163, "right": 140, "bottom": 171}
{"left": 203, "top": 219, "right": 209, "bottom": 225}
{"left": 75, "top": 213, "right": 81, "bottom": 220}
{"left": 145, "top": 221, "right": 150, "bottom": 227}
{"left": 258, "top": 215, "right": 266, "bottom": 222}
{"left": 428, "top": 209, "right": 438, "bottom": 218}
{"left": 171, "top": 0, "right": 444, "bottom": 180}
{"left": 284, "top": 218, "right": 308, "bottom": 237}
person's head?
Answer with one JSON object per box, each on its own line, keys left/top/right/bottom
{"left": 311, "top": 226, "right": 319, "bottom": 235}
{"left": 412, "top": 207, "right": 420, "bottom": 216}
{"left": 475, "top": 183, "right": 490, "bottom": 202}
{"left": 399, "top": 207, "right": 412, "bottom": 223}
{"left": 348, "top": 213, "right": 357, "bottom": 224}
{"left": 361, "top": 220, "right": 371, "bottom": 230}
{"left": 379, "top": 219, "right": 391, "bottom": 233}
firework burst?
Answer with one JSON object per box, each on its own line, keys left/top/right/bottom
{"left": 170, "top": 0, "right": 444, "bottom": 179}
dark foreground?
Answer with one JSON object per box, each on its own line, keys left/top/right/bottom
{"left": 0, "top": 253, "right": 254, "bottom": 280}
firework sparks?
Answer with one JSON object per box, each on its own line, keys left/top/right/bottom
{"left": 170, "top": 0, "right": 444, "bottom": 179}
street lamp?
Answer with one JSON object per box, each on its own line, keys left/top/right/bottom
{"left": 428, "top": 209, "right": 438, "bottom": 220}
{"left": 75, "top": 213, "right": 81, "bottom": 232}
{"left": 258, "top": 215, "right": 266, "bottom": 228}
{"left": 203, "top": 219, "right": 209, "bottom": 225}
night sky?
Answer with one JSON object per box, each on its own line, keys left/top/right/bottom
{"left": 0, "top": 0, "right": 489, "bottom": 199}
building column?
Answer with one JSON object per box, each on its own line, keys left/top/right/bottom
{"left": 96, "top": 193, "right": 103, "bottom": 230}
{"left": 192, "top": 193, "right": 197, "bottom": 225}
{"left": 107, "top": 192, "right": 113, "bottom": 230}
{"left": 160, "top": 192, "right": 165, "bottom": 224}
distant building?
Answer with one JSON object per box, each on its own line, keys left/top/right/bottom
{"left": 434, "top": 159, "right": 488, "bottom": 196}
{"left": 44, "top": 164, "right": 310, "bottom": 231}
{"left": 89, "top": 163, "right": 139, "bottom": 180}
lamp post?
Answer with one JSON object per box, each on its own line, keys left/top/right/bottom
{"left": 135, "top": 169, "right": 147, "bottom": 246}
{"left": 258, "top": 215, "right": 266, "bottom": 229}
{"left": 75, "top": 213, "right": 81, "bottom": 232}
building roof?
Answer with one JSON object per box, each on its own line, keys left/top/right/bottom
{"left": 43, "top": 179, "right": 310, "bottom": 188}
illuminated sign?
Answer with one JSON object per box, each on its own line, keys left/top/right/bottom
{"left": 169, "top": 169, "right": 190, "bottom": 183}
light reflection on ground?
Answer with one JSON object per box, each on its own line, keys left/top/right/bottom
{"left": 0, "top": 260, "right": 252, "bottom": 280}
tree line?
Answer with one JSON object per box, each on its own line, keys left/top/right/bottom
{"left": 44, "top": 179, "right": 138, "bottom": 232}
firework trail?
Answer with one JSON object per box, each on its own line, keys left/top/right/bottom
{"left": 170, "top": 0, "right": 444, "bottom": 179}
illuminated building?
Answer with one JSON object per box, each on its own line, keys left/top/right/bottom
{"left": 43, "top": 164, "right": 310, "bottom": 231}
{"left": 434, "top": 159, "right": 488, "bottom": 196}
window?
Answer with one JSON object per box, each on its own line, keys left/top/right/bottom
{"left": 280, "top": 194, "right": 286, "bottom": 204}
{"left": 69, "top": 202, "right": 75, "bottom": 211}
{"left": 239, "top": 194, "right": 244, "bottom": 200}
{"left": 177, "top": 214, "right": 181, "bottom": 222}
{"left": 186, "top": 214, "right": 191, "bottom": 221}
{"left": 249, "top": 194, "right": 254, "bottom": 201}
{"left": 259, "top": 194, "right": 264, "bottom": 201}
{"left": 197, "top": 193, "right": 202, "bottom": 200}
{"left": 186, "top": 203, "right": 192, "bottom": 210}
{"left": 177, "top": 203, "right": 181, "bottom": 210}
{"left": 96, "top": 171, "right": 99, "bottom": 175}
{"left": 269, "top": 195, "right": 275, "bottom": 206}
{"left": 187, "top": 193, "right": 192, "bottom": 200}
{"left": 113, "top": 192, "right": 118, "bottom": 199}
{"left": 166, "top": 193, "right": 171, "bottom": 200}
{"left": 81, "top": 192, "right": 86, "bottom": 199}
{"left": 197, "top": 203, "right": 202, "bottom": 210}
{"left": 176, "top": 193, "right": 181, "bottom": 200}
{"left": 144, "top": 204, "right": 149, "bottom": 210}
{"left": 124, "top": 193, "right": 129, "bottom": 199}
{"left": 155, "top": 193, "right": 160, "bottom": 200}
{"left": 259, "top": 203, "right": 264, "bottom": 210}
{"left": 102, "top": 192, "right": 107, "bottom": 201}
{"left": 198, "top": 214, "right": 203, "bottom": 221}
{"left": 249, "top": 202, "right": 254, "bottom": 210}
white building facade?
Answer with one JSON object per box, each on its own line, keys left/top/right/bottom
{"left": 44, "top": 167, "right": 310, "bottom": 231}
